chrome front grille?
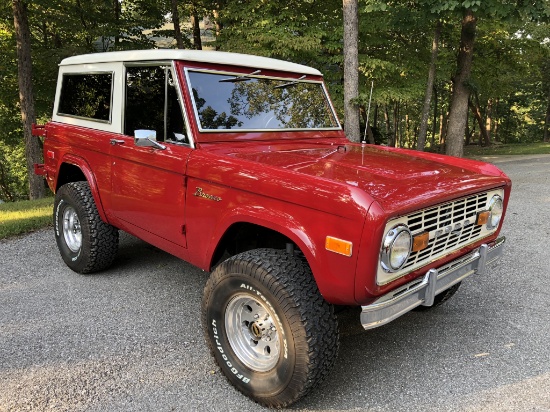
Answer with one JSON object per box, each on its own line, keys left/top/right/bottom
{"left": 403, "top": 192, "right": 486, "bottom": 270}
{"left": 377, "top": 188, "right": 504, "bottom": 285}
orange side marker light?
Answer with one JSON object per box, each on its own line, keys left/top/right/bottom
{"left": 325, "top": 236, "right": 353, "bottom": 257}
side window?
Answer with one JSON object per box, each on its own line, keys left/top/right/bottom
{"left": 58, "top": 73, "right": 112, "bottom": 122}
{"left": 124, "top": 66, "right": 187, "bottom": 144}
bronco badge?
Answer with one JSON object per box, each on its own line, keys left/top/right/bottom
{"left": 194, "top": 187, "right": 222, "bottom": 202}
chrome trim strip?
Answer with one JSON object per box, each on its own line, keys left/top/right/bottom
{"left": 361, "top": 237, "right": 505, "bottom": 330}
{"left": 172, "top": 62, "right": 195, "bottom": 149}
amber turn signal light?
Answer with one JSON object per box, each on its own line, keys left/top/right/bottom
{"left": 412, "top": 232, "right": 429, "bottom": 252}
{"left": 325, "top": 236, "right": 353, "bottom": 257}
{"left": 476, "top": 211, "right": 490, "bottom": 226}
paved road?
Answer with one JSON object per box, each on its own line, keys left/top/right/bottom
{"left": 1, "top": 155, "right": 549, "bottom": 411}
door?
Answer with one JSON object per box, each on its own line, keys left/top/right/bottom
{"left": 110, "top": 64, "right": 192, "bottom": 248}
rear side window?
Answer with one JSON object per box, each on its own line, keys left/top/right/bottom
{"left": 57, "top": 73, "right": 113, "bottom": 122}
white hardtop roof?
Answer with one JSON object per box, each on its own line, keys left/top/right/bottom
{"left": 59, "top": 49, "right": 322, "bottom": 76}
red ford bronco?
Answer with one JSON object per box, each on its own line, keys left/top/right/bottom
{"left": 34, "top": 50, "right": 511, "bottom": 407}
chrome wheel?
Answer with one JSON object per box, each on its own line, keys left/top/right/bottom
{"left": 225, "top": 294, "right": 280, "bottom": 372}
{"left": 62, "top": 206, "right": 82, "bottom": 253}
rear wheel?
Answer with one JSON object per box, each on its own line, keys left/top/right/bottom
{"left": 202, "top": 249, "right": 339, "bottom": 408}
{"left": 54, "top": 181, "right": 119, "bottom": 274}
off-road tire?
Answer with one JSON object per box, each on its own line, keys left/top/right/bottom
{"left": 201, "top": 248, "right": 339, "bottom": 408}
{"left": 54, "top": 181, "right": 119, "bottom": 274}
{"left": 415, "top": 282, "right": 461, "bottom": 311}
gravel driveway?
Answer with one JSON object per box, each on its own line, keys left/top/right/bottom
{"left": 1, "top": 155, "right": 549, "bottom": 411}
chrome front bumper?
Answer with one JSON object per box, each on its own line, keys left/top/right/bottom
{"left": 360, "top": 237, "right": 505, "bottom": 330}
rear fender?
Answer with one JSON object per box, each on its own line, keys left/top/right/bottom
{"left": 56, "top": 154, "right": 108, "bottom": 223}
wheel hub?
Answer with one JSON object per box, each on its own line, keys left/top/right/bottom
{"left": 62, "top": 206, "right": 82, "bottom": 253}
{"left": 225, "top": 294, "right": 281, "bottom": 372}
{"left": 249, "top": 322, "right": 263, "bottom": 339}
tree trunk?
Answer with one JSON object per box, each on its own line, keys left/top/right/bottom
{"left": 372, "top": 104, "right": 379, "bottom": 144}
{"left": 213, "top": 8, "right": 222, "bottom": 50}
{"left": 439, "top": 112, "right": 448, "bottom": 149}
{"left": 417, "top": 21, "right": 441, "bottom": 152}
{"left": 446, "top": 9, "right": 477, "bottom": 157}
{"left": 431, "top": 84, "right": 438, "bottom": 149}
{"left": 468, "top": 93, "right": 490, "bottom": 146}
{"left": 504, "top": 104, "right": 511, "bottom": 144}
{"left": 393, "top": 101, "right": 400, "bottom": 148}
{"left": 342, "top": 0, "right": 360, "bottom": 142}
{"left": 465, "top": 111, "right": 471, "bottom": 146}
{"left": 493, "top": 98, "right": 499, "bottom": 142}
{"left": 191, "top": 7, "right": 202, "bottom": 50}
{"left": 113, "top": 0, "right": 120, "bottom": 48}
{"left": 405, "top": 109, "right": 409, "bottom": 146}
{"left": 13, "top": 0, "right": 44, "bottom": 200}
{"left": 485, "top": 98, "right": 493, "bottom": 146}
{"left": 171, "top": 0, "right": 184, "bottom": 49}
{"left": 544, "top": 85, "right": 550, "bottom": 143}
{"left": 384, "top": 104, "right": 391, "bottom": 145}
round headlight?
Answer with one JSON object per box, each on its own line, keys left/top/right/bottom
{"left": 487, "top": 195, "right": 503, "bottom": 229}
{"left": 381, "top": 225, "right": 412, "bottom": 272}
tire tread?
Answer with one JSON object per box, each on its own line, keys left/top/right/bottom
{"left": 202, "top": 248, "right": 339, "bottom": 408}
{"left": 55, "top": 182, "right": 118, "bottom": 273}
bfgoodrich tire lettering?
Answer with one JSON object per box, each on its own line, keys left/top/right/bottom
{"left": 201, "top": 249, "right": 339, "bottom": 408}
{"left": 54, "top": 181, "right": 119, "bottom": 274}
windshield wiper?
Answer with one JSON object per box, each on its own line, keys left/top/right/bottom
{"left": 273, "top": 75, "right": 306, "bottom": 89}
{"left": 219, "top": 69, "right": 261, "bottom": 83}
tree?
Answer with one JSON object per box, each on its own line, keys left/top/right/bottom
{"left": 342, "top": 0, "right": 360, "bottom": 142}
{"left": 446, "top": 8, "right": 476, "bottom": 157}
{"left": 417, "top": 21, "right": 441, "bottom": 151}
{"left": 191, "top": 5, "right": 202, "bottom": 50}
{"left": 171, "top": 0, "right": 184, "bottom": 48}
{"left": 12, "top": 0, "right": 44, "bottom": 199}
{"left": 545, "top": 83, "right": 550, "bottom": 142}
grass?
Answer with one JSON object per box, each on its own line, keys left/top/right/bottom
{"left": 0, "top": 197, "right": 54, "bottom": 240}
{"left": 464, "top": 142, "right": 550, "bottom": 157}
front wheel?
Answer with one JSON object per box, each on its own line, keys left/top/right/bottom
{"left": 54, "top": 181, "right": 119, "bottom": 274}
{"left": 201, "top": 249, "right": 339, "bottom": 408}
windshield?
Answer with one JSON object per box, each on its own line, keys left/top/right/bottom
{"left": 186, "top": 70, "right": 340, "bottom": 132}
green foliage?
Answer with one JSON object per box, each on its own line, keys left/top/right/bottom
{"left": 0, "top": 140, "right": 28, "bottom": 202}
{"left": 1, "top": 0, "right": 549, "bottom": 201}
{"left": 1, "top": 0, "right": 175, "bottom": 201}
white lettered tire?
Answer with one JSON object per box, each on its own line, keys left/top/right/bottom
{"left": 201, "top": 249, "right": 339, "bottom": 408}
{"left": 54, "top": 181, "right": 119, "bottom": 273}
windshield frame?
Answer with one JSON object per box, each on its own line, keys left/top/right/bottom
{"left": 183, "top": 67, "right": 342, "bottom": 134}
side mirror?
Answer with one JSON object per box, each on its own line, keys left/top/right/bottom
{"left": 134, "top": 129, "right": 166, "bottom": 150}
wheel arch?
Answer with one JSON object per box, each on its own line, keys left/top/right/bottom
{"left": 55, "top": 154, "right": 108, "bottom": 223}
{"left": 208, "top": 218, "right": 321, "bottom": 282}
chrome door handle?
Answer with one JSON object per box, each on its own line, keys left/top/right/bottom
{"left": 110, "top": 139, "right": 125, "bottom": 145}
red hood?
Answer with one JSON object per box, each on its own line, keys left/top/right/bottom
{"left": 222, "top": 141, "right": 509, "bottom": 215}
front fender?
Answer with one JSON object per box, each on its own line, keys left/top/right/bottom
{"left": 207, "top": 205, "right": 319, "bottom": 270}
{"left": 185, "top": 181, "right": 365, "bottom": 305}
